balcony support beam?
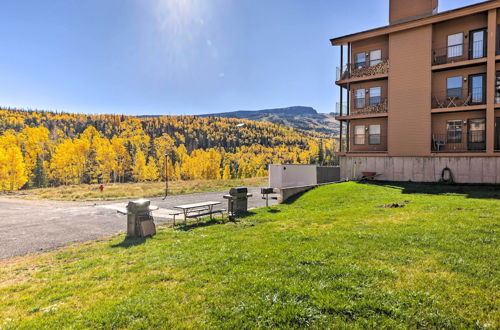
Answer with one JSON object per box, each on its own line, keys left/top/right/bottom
{"left": 347, "top": 41, "right": 351, "bottom": 152}
{"left": 486, "top": 9, "right": 496, "bottom": 154}
{"left": 339, "top": 45, "right": 343, "bottom": 152}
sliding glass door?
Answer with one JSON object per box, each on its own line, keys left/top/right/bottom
{"left": 469, "top": 29, "right": 486, "bottom": 59}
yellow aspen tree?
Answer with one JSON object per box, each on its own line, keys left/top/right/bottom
{"left": 145, "top": 156, "right": 159, "bottom": 181}
{"left": 19, "top": 126, "right": 49, "bottom": 179}
{"left": 222, "top": 164, "right": 231, "bottom": 180}
{"left": 111, "top": 136, "right": 130, "bottom": 183}
{"left": 95, "top": 138, "right": 116, "bottom": 183}
{"left": 49, "top": 139, "right": 79, "bottom": 185}
{"left": 132, "top": 150, "right": 147, "bottom": 182}
{"left": 0, "top": 142, "right": 28, "bottom": 191}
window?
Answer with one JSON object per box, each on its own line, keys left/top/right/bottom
{"left": 470, "top": 29, "right": 486, "bottom": 59}
{"left": 354, "top": 89, "right": 366, "bottom": 108}
{"left": 447, "top": 76, "right": 462, "bottom": 98}
{"left": 355, "top": 53, "right": 366, "bottom": 69}
{"left": 468, "top": 118, "right": 486, "bottom": 143}
{"left": 447, "top": 33, "right": 463, "bottom": 58}
{"left": 497, "top": 25, "right": 500, "bottom": 55}
{"left": 470, "top": 74, "right": 485, "bottom": 104}
{"left": 369, "top": 125, "right": 381, "bottom": 145}
{"left": 447, "top": 120, "right": 462, "bottom": 143}
{"left": 370, "top": 50, "right": 382, "bottom": 66}
{"left": 369, "top": 87, "right": 381, "bottom": 105}
{"left": 496, "top": 72, "right": 500, "bottom": 103}
{"left": 354, "top": 125, "right": 365, "bottom": 145}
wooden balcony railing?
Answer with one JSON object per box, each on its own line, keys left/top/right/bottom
{"left": 336, "top": 59, "right": 389, "bottom": 81}
{"left": 352, "top": 97, "right": 388, "bottom": 115}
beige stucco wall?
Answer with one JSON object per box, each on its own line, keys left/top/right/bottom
{"left": 388, "top": 25, "right": 432, "bottom": 156}
{"left": 340, "top": 156, "right": 500, "bottom": 184}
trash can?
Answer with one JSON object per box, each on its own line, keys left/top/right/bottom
{"left": 124, "top": 199, "right": 157, "bottom": 237}
{"left": 223, "top": 187, "right": 253, "bottom": 220}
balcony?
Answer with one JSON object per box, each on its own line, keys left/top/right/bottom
{"left": 336, "top": 58, "right": 389, "bottom": 82}
{"left": 432, "top": 87, "right": 485, "bottom": 109}
{"left": 432, "top": 131, "right": 486, "bottom": 153}
{"left": 432, "top": 40, "right": 486, "bottom": 66}
{"left": 352, "top": 97, "right": 388, "bottom": 115}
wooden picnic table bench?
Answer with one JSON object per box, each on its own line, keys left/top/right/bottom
{"left": 173, "top": 201, "right": 225, "bottom": 225}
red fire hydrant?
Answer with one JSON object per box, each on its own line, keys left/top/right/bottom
{"left": 99, "top": 184, "right": 104, "bottom": 193}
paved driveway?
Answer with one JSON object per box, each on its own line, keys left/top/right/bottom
{"left": 0, "top": 187, "right": 277, "bottom": 259}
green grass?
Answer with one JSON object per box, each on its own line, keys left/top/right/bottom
{"left": 0, "top": 182, "right": 499, "bottom": 328}
{"left": 6, "top": 177, "right": 267, "bottom": 201}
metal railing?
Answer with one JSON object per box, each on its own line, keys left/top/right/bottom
{"left": 336, "top": 58, "right": 389, "bottom": 81}
{"left": 335, "top": 102, "right": 348, "bottom": 116}
{"left": 432, "top": 87, "right": 485, "bottom": 108}
{"left": 431, "top": 131, "right": 486, "bottom": 153}
{"left": 432, "top": 40, "right": 486, "bottom": 65}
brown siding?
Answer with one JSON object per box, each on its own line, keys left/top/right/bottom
{"left": 349, "top": 118, "right": 388, "bottom": 153}
{"left": 388, "top": 25, "right": 432, "bottom": 156}
{"left": 432, "top": 111, "right": 486, "bottom": 134}
{"left": 350, "top": 35, "right": 389, "bottom": 64}
{"left": 432, "top": 111, "right": 486, "bottom": 152}
{"left": 350, "top": 80, "right": 388, "bottom": 114}
{"left": 390, "top": 0, "right": 437, "bottom": 24}
{"left": 432, "top": 13, "right": 487, "bottom": 49}
{"left": 432, "top": 65, "right": 487, "bottom": 100}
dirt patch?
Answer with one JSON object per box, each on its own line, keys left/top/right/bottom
{"left": 378, "top": 201, "right": 409, "bottom": 208}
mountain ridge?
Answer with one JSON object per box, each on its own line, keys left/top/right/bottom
{"left": 199, "top": 106, "right": 339, "bottom": 136}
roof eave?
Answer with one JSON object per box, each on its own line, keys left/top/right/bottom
{"left": 330, "top": 0, "right": 499, "bottom": 46}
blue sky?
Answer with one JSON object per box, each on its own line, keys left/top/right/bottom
{"left": 0, "top": 0, "right": 482, "bottom": 115}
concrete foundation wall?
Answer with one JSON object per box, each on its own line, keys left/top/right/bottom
{"left": 340, "top": 156, "right": 500, "bottom": 184}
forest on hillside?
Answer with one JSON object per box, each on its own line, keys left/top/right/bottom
{"left": 0, "top": 109, "right": 337, "bottom": 191}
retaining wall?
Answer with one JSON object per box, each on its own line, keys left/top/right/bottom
{"left": 340, "top": 156, "right": 500, "bottom": 184}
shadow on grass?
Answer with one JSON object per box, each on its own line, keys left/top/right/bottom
{"left": 282, "top": 188, "right": 317, "bottom": 205}
{"left": 174, "top": 211, "right": 259, "bottom": 231}
{"left": 111, "top": 236, "right": 147, "bottom": 248}
{"left": 360, "top": 181, "right": 500, "bottom": 200}
{"left": 176, "top": 219, "right": 221, "bottom": 231}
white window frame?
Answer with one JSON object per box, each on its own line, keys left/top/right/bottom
{"left": 354, "top": 89, "right": 366, "bottom": 109}
{"left": 369, "top": 87, "right": 381, "bottom": 105}
{"left": 355, "top": 53, "right": 366, "bottom": 69}
{"left": 446, "top": 76, "right": 463, "bottom": 98}
{"left": 370, "top": 49, "right": 382, "bottom": 66}
{"left": 354, "top": 125, "right": 365, "bottom": 145}
{"left": 447, "top": 33, "right": 464, "bottom": 58}
{"left": 368, "top": 125, "right": 381, "bottom": 145}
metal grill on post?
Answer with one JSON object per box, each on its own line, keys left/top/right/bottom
{"left": 223, "top": 187, "right": 253, "bottom": 221}
{"left": 118, "top": 199, "right": 158, "bottom": 237}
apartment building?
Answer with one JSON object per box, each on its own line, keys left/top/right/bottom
{"left": 331, "top": 0, "right": 500, "bottom": 183}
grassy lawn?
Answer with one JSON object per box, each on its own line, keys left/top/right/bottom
{"left": 0, "top": 182, "right": 498, "bottom": 328}
{"left": 5, "top": 177, "right": 267, "bottom": 201}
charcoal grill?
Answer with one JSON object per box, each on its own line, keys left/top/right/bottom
{"left": 223, "top": 187, "right": 253, "bottom": 220}
{"left": 117, "top": 199, "right": 158, "bottom": 237}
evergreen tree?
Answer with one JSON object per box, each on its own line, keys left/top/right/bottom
{"left": 33, "top": 156, "right": 48, "bottom": 188}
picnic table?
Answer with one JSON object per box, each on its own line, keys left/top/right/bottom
{"left": 173, "top": 201, "right": 225, "bottom": 225}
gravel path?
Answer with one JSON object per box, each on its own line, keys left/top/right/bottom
{"left": 0, "top": 187, "right": 277, "bottom": 259}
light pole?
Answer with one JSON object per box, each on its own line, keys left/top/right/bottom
{"left": 162, "top": 152, "right": 169, "bottom": 200}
